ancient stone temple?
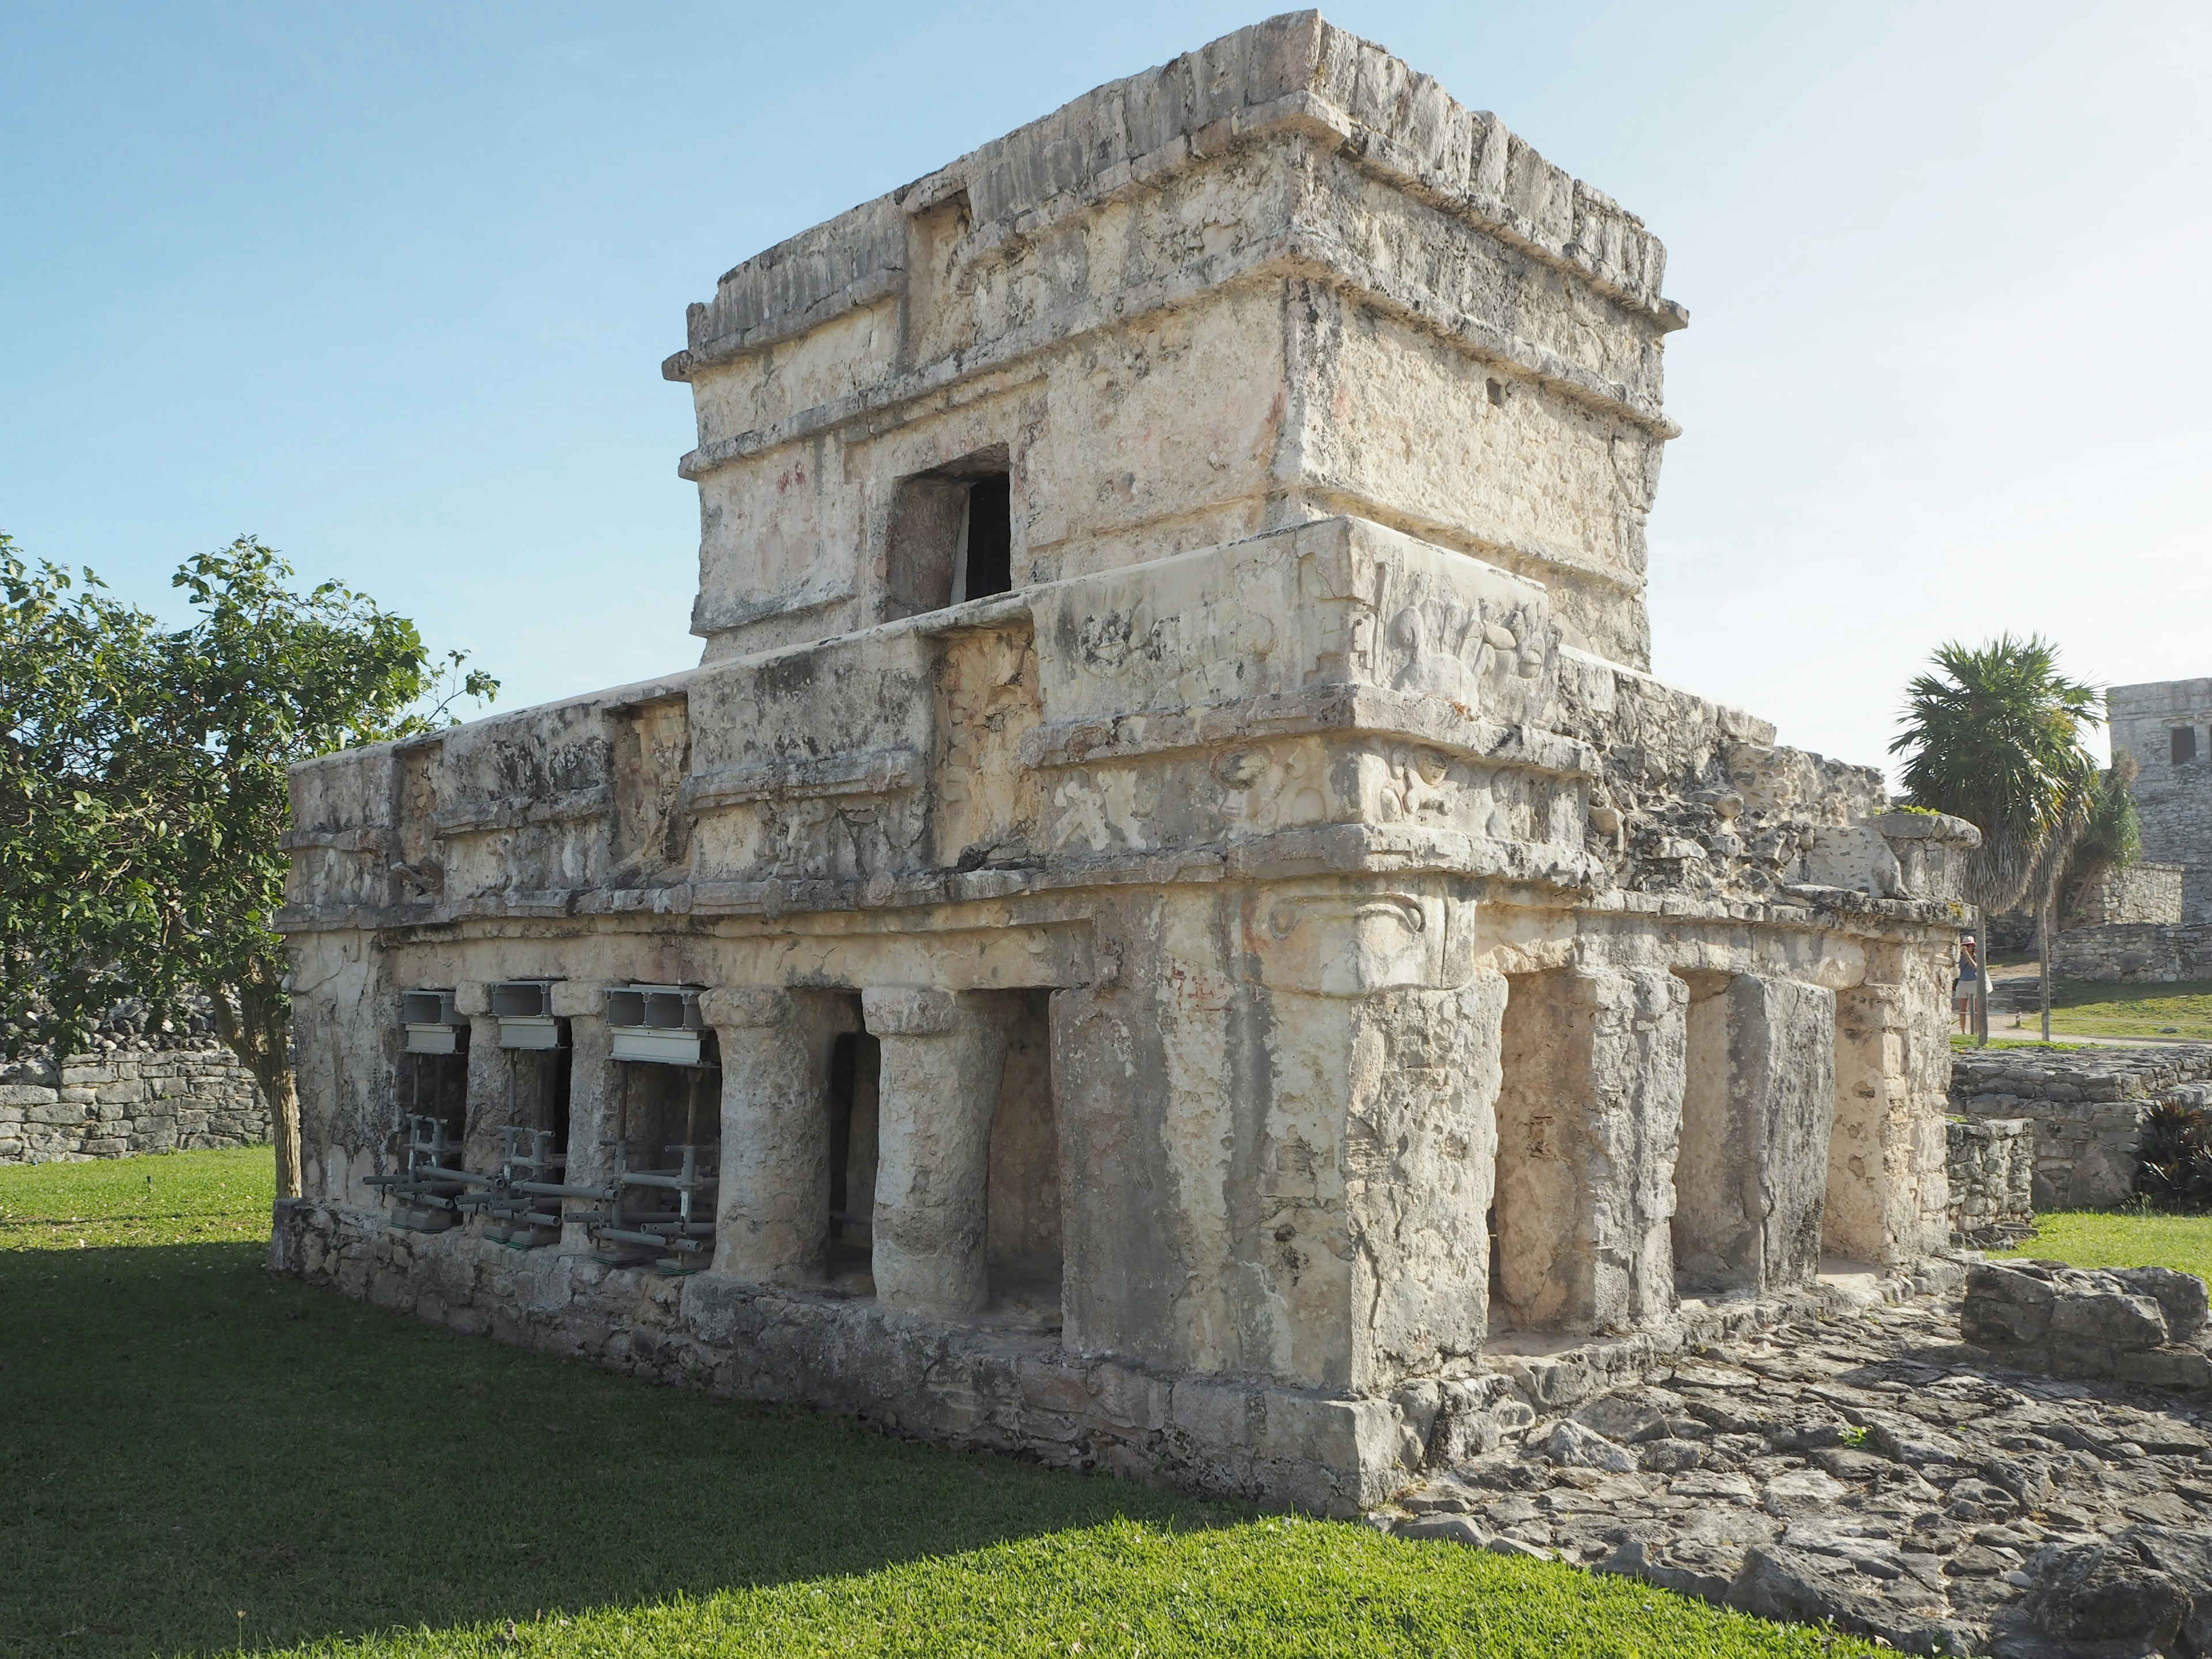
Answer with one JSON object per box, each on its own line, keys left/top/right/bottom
{"left": 272, "top": 12, "right": 1978, "bottom": 1513}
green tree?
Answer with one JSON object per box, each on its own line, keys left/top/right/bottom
{"left": 1889, "top": 633, "right": 2103, "bottom": 1042}
{"left": 1, "top": 534, "right": 495, "bottom": 1194}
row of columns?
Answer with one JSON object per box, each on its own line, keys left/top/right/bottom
{"left": 533, "top": 981, "right": 1022, "bottom": 1319}
{"left": 1490, "top": 966, "right": 1921, "bottom": 1337}
{"left": 416, "top": 958, "right": 1927, "bottom": 1348}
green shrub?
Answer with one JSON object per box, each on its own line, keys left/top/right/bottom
{"left": 2137, "top": 1098, "right": 2212, "bottom": 1212}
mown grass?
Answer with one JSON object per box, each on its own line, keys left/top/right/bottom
{"left": 1987, "top": 978, "right": 2212, "bottom": 1043}
{"left": 2043, "top": 979, "right": 2212, "bottom": 1043}
{"left": 1994, "top": 1207, "right": 2212, "bottom": 1282}
{"left": 1948, "top": 1036, "right": 2088, "bottom": 1052}
{"left": 0, "top": 1148, "right": 1877, "bottom": 1659}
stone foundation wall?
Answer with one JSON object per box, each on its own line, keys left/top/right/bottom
{"left": 1950, "top": 1045, "right": 2212, "bottom": 1209}
{"left": 1945, "top": 1117, "right": 2033, "bottom": 1243}
{"left": 270, "top": 1196, "right": 1398, "bottom": 1517}
{"left": 0, "top": 1044, "right": 270, "bottom": 1163}
{"left": 268, "top": 1195, "right": 1947, "bottom": 1517}
{"left": 2051, "top": 922, "right": 2212, "bottom": 984}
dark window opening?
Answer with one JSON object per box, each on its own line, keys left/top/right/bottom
{"left": 884, "top": 448, "right": 1013, "bottom": 619}
{"left": 2174, "top": 726, "right": 2198, "bottom": 766}
{"left": 957, "top": 472, "right": 1013, "bottom": 601}
{"left": 501, "top": 1027, "right": 572, "bottom": 1157}
{"left": 825, "top": 1027, "right": 881, "bottom": 1285}
{"left": 984, "top": 988, "right": 1060, "bottom": 1324}
{"left": 612, "top": 1030, "right": 720, "bottom": 1180}
{"left": 404, "top": 1048, "right": 469, "bottom": 1149}
{"left": 593, "top": 1031, "right": 721, "bottom": 1266}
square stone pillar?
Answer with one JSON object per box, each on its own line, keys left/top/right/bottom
{"left": 862, "top": 985, "right": 1009, "bottom": 1317}
{"left": 1495, "top": 966, "right": 1686, "bottom": 1334}
{"left": 454, "top": 982, "right": 507, "bottom": 1172}
{"left": 549, "top": 980, "right": 614, "bottom": 1252}
{"left": 1827, "top": 981, "right": 1937, "bottom": 1265}
{"left": 700, "top": 987, "right": 860, "bottom": 1286}
{"left": 1676, "top": 973, "right": 1836, "bottom": 1293}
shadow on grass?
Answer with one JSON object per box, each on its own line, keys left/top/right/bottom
{"left": 0, "top": 1237, "right": 1234, "bottom": 1657}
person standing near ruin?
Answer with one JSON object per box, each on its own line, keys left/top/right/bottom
{"left": 1954, "top": 934, "right": 1982, "bottom": 1034}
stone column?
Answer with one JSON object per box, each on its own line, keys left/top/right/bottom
{"left": 1674, "top": 972, "right": 1836, "bottom": 1293}
{"left": 862, "top": 985, "right": 1008, "bottom": 1317}
{"left": 1831, "top": 982, "right": 1955, "bottom": 1265}
{"left": 550, "top": 980, "right": 614, "bottom": 1252}
{"left": 1495, "top": 966, "right": 1686, "bottom": 1334}
{"left": 701, "top": 987, "right": 859, "bottom": 1286}
{"left": 456, "top": 982, "right": 509, "bottom": 1172}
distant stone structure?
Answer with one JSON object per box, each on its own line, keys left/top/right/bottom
{"left": 2045, "top": 677, "right": 2212, "bottom": 982}
{"left": 269, "top": 13, "right": 1976, "bottom": 1513}
{"left": 2112, "top": 678, "right": 2212, "bottom": 923}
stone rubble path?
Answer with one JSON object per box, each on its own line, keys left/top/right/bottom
{"left": 1385, "top": 1298, "right": 2212, "bottom": 1658}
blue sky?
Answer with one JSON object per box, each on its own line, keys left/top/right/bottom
{"left": 5, "top": 2, "right": 2207, "bottom": 777}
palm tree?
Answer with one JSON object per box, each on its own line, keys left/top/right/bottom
{"left": 1889, "top": 635, "right": 2103, "bottom": 1043}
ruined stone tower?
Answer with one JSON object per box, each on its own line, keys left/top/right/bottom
{"left": 274, "top": 13, "right": 1976, "bottom": 1513}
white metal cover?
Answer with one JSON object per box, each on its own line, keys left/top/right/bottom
{"left": 607, "top": 983, "right": 704, "bottom": 1065}
{"left": 490, "top": 980, "right": 555, "bottom": 1019}
{"left": 403, "top": 1024, "right": 460, "bottom": 1055}
{"left": 498, "top": 1015, "right": 562, "bottom": 1051}
{"left": 604, "top": 984, "right": 703, "bottom": 1031}
{"left": 609, "top": 1025, "right": 703, "bottom": 1065}
{"left": 491, "top": 980, "right": 561, "bottom": 1050}
{"left": 401, "top": 988, "right": 464, "bottom": 1054}
{"left": 401, "top": 988, "right": 459, "bottom": 1027}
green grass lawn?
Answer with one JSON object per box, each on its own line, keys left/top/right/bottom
{"left": 0, "top": 1148, "right": 1873, "bottom": 1659}
{"left": 1994, "top": 1208, "right": 2212, "bottom": 1282}
{"left": 2043, "top": 979, "right": 2212, "bottom": 1043}
{"left": 1986, "top": 978, "right": 2212, "bottom": 1043}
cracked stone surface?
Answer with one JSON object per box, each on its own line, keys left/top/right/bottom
{"left": 1387, "top": 1294, "right": 2212, "bottom": 1657}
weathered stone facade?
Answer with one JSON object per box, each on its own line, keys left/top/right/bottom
{"left": 272, "top": 14, "right": 1976, "bottom": 1513}
{"left": 1950, "top": 1044, "right": 2212, "bottom": 1209}
{"left": 0, "top": 1044, "right": 270, "bottom": 1164}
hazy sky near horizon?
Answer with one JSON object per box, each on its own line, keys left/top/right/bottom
{"left": 5, "top": 2, "right": 2207, "bottom": 778}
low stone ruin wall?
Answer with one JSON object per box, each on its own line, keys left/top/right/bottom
{"left": 1950, "top": 1044, "right": 2212, "bottom": 1208}
{"left": 0, "top": 1043, "right": 270, "bottom": 1164}
{"left": 2069, "top": 862, "right": 2186, "bottom": 929}
{"left": 1962, "top": 1260, "right": 2211, "bottom": 1389}
{"left": 1945, "top": 1118, "right": 2033, "bottom": 1244}
{"left": 2052, "top": 921, "right": 2212, "bottom": 984}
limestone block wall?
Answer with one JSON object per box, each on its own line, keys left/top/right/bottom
{"left": 1949, "top": 1045, "right": 2212, "bottom": 1209}
{"left": 0, "top": 1044, "right": 270, "bottom": 1163}
{"left": 2070, "top": 862, "right": 2185, "bottom": 927}
{"left": 2051, "top": 921, "right": 2212, "bottom": 984}
{"left": 1944, "top": 1117, "right": 2033, "bottom": 1243}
